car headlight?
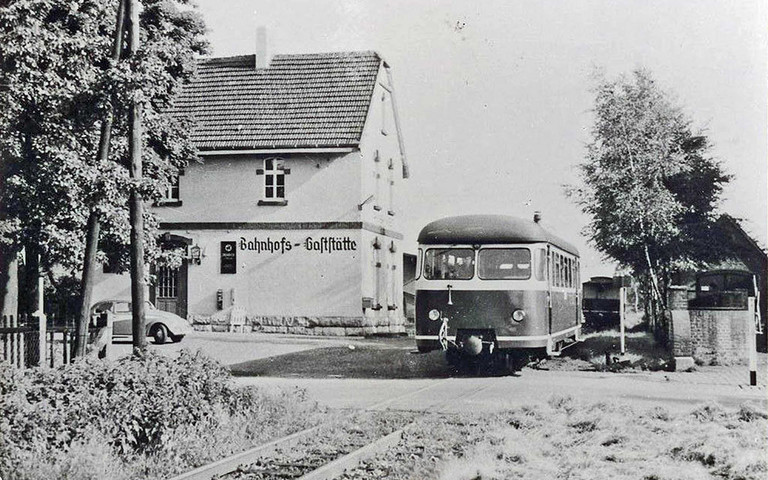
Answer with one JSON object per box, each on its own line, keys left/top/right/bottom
{"left": 428, "top": 309, "right": 441, "bottom": 321}
{"left": 512, "top": 309, "right": 526, "bottom": 322}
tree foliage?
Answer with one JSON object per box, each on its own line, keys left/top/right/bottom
{"left": 569, "top": 69, "right": 731, "bottom": 305}
{"left": 0, "top": 0, "right": 207, "bottom": 274}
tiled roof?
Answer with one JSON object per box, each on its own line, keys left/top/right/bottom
{"left": 170, "top": 51, "right": 382, "bottom": 151}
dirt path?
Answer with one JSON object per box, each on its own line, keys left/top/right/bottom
{"left": 235, "top": 368, "right": 767, "bottom": 413}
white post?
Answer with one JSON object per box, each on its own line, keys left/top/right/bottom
{"left": 88, "top": 310, "right": 113, "bottom": 359}
{"left": 748, "top": 296, "right": 757, "bottom": 386}
{"left": 619, "top": 286, "right": 626, "bottom": 355}
{"left": 36, "top": 271, "right": 46, "bottom": 367}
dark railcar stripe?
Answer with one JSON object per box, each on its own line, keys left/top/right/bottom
{"left": 415, "top": 289, "right": 549, "bottom": 337}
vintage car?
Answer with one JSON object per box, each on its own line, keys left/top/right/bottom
{"left": 90, "top": 300, "right": 193, "bottom": 344}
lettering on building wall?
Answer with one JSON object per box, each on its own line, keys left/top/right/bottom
{"left": 239, "top": 236, "right": 358, "bottom": 254}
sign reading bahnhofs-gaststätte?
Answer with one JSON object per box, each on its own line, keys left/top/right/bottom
{"left": 239, "top": 236, "right": 357, "bottom": 254}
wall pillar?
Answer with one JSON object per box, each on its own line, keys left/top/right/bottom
{"left": 668, "top": 285, "right": 694, "bottom": 371}
{"left": 0, "top": 251, "right": 18, "bottom": 319}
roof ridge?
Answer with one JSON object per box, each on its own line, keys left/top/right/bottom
{"left": 272, "top": 50, "right": 379, "bottom": 59}
{"left": 199, "top": 54, "right": 256, "bottom": 65}
{"left": 197, "top": 51, "right": 380, "bottom": 66}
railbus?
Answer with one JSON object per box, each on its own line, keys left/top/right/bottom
{"left": 414, "top": 214, "right": 582, "bottom": 370}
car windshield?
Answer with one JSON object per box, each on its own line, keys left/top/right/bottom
{"left": 424, "top": 248, "right": 475, "bottom": 280}
{"left": 477, "top": 248, "right": 531, "bottom": 280}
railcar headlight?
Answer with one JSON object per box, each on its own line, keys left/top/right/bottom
{"left": 512, "top": 309, "right": 526, "bottom": 322}
{"left": 428, "top": 309, "right": 441, "bottom": 321}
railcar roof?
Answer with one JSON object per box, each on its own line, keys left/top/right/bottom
{"left": 417, "top": 215, "right": 579, "bottom": 255}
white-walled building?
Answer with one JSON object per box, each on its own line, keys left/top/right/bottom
{"left": 94, "top": 51, "right": 409, "bottom": 335}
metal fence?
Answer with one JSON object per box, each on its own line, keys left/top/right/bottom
{"left": 1, "top": 314, "right": 73, "bottom": 369}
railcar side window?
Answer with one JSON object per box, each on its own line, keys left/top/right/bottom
{"left": 535, "top": 248, "right": 546, "bottom": 280}
{"left": 576, "top": 259, "right": 580, "bottom": 287}
{"left": 415, "top": 248, "right": 422, "bottom": 280}
{"left": 478, "top": 248, "right": 531, "bottom": 280}
{"left": 424, "top": 248, "right": 475, "bottom": 280}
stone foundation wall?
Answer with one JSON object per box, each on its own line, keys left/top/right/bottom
{"left": 189, "top": 308, "right": 405, "bottom": 336}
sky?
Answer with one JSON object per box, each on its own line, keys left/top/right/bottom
{"left": 193, "top": 0, "right": 767, "bottom": 279}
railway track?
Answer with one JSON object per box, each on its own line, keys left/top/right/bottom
{"left": 168, "top": 377, "right": 497, "bottom": 480}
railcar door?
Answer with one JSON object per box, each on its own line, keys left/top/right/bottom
{"left": 549, "top": 249, "right": 578, "bottom": 334}
{"left": 547, "top": 245, "right": 553, "bottom": 335}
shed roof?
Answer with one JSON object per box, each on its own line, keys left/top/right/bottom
{"left": 169, "top": 51, "right": 382, "bottom": 151}
{"left": 417, "top": 215, "right": 579, "bottom": 255}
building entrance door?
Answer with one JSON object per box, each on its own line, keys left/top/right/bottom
{"left": 151, "top": 235, "right": 190, "bottom": 319}
{"left": 157, "top": 265, "right": 177, "bottom": 313}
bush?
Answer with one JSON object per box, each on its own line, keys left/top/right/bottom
{"left": 0, "top": 350, "right": 321, "bottom": 480}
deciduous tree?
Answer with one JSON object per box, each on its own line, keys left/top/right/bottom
{"left": 569, "top": 69, "right": 731, "bottom": 322}
{"left": 0, "top": 0, "right": 207, "bottom": 352}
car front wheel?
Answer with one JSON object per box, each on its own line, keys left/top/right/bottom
{"left": 169, "top": 334, "right": 184, "bottom": 343}
{"left": 151, "top": 324, "right": 168, "bottom": 344}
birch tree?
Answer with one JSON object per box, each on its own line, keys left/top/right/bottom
{"left": 570, "top": 69, "right": 730, "bottom": 320}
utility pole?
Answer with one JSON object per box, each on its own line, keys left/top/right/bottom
{"left": 74, "top": 0, "right": 126, "bottom": 357}
{"left": 127, "top": 0, "right": 146, "bottom": 356}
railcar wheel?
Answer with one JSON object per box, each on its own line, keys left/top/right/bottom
{"left": 446, "top": 349, "right": 461, "bottom": 367}
{"left": 503, "top": 352, "right": 530, "bottom": 373}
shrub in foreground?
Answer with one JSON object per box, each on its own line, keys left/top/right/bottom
{"left": 0, "top": 350, "right": 321, "bottom": 480}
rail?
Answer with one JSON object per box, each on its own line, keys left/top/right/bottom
{"left": 168, "top": 376, "right": 496, "bottom": 480}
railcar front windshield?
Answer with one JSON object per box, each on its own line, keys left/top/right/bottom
{"left": 478, "top": 248, "right": 531, "bottom": 280}
{"left": 424, "top": 248, "right": 475, "bottom": 280}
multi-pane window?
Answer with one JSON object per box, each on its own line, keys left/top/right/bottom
{"left": 164, "top": 175, "right": 180, "bottom": 201}
{"left": 157, "top": 266, "right": 178, "bottom": 298}
{"left": 264, "top": 158, "right": 285, "bottom": 200}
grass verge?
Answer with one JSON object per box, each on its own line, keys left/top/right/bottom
{"left": 339, "top": 397, "right": 768, "bottom": 480}
{"left": 229, "top": 345, "right": 461, "bottom": 379}
{"left": 540, "top": 329, "right": 672, "bottom": 372}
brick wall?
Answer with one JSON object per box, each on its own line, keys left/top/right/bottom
{"left": 688, "top": 308, "right": 750, "bottom": 365}
{"left": 666, "top": 285, "right": 755, "bottom": 366}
